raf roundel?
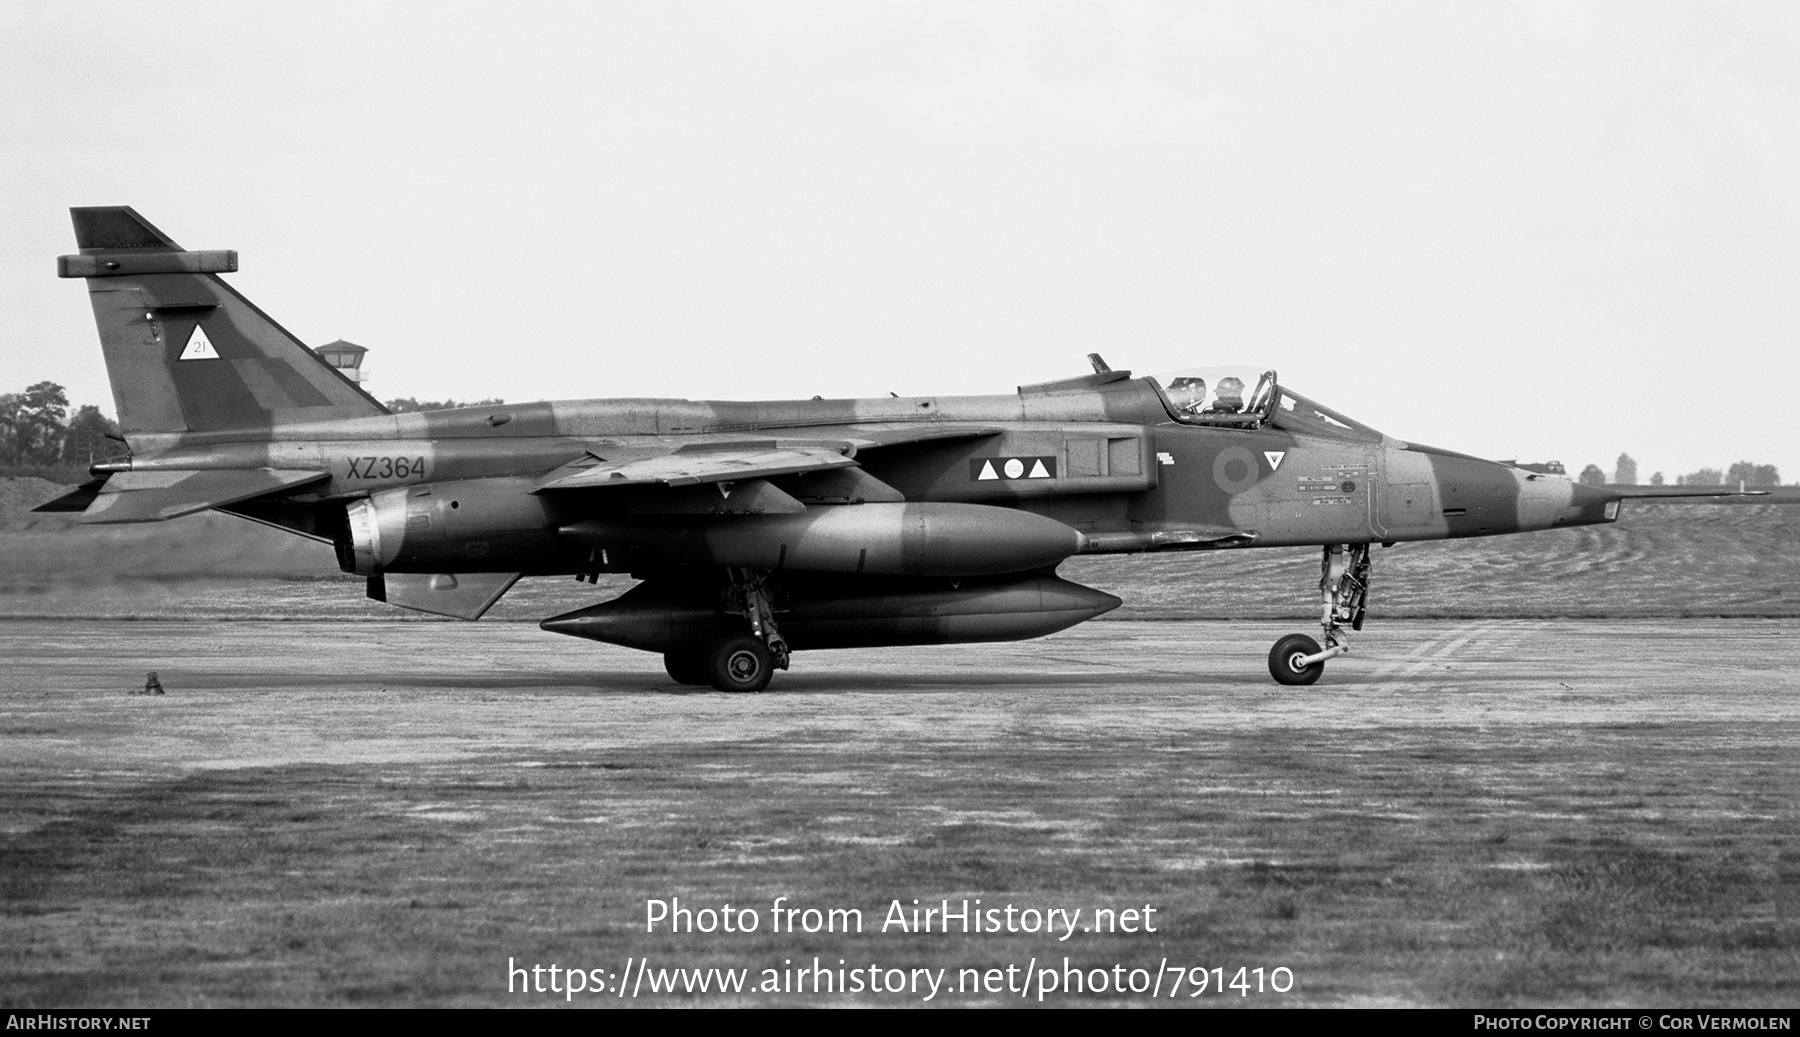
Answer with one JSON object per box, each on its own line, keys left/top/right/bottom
{"left": 1211, "top": 446, "right": 1261, "bottom": 494}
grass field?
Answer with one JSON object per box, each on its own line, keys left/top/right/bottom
{"left": 1, "top": 620, "right": 1795, "bottom": 1007}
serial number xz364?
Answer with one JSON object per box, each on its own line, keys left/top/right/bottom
{"left": 346, "top": 456, "right": 426, "bottom": 480}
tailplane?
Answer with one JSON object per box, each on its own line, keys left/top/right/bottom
{"left": 59, "top": 206, "right": 388, "bottom": 438}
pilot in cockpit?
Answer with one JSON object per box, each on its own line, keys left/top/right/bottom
{"left": 1167, "top": 376, "right": 1207, "bottom": 415}
{"left": 1207, "top": 376, "right": 1245, "bottom": 414}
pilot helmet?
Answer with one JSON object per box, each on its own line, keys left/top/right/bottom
{"left": 1168, "top": 376, "right": 1206, "bottom": 407}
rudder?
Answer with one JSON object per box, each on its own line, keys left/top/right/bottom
{"left": 61, "top": 206, "right": 388, "bottom": 437}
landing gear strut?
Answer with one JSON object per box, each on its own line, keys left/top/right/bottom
{"left": 1268, "top": 543, "right": 1371, "bottom": 686}
{"left": 727, "top": 566, "right": 790, "bottom": 673}
{"left": 662, "top": 568, "right": 791, "bottom": 693}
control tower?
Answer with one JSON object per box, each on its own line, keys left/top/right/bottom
{"left": 314, "top": 339, "right": 369, "bottom": 384}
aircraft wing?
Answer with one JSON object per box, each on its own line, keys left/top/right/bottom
{"left": 532, "top": 424, "right": 1004, "bottom": 494}
{"left": 75, "top": 468, "right": 329, "bottom": 524}
{"left": 533, "top": 443, "right": 859, "bottom": 492}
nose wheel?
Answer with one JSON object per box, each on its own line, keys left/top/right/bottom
{"left": 1267, "top": 543, "right": 1371, "bottom": 685}
{"left": 1268, "top": 634, "right": 1324, "bottom": 686}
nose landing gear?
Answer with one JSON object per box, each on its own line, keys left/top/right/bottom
{"left": 1268, "top": 543, "right": 1370, "bottom": 686}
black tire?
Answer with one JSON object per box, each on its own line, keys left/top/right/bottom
{"left": 1268, "top": 633, "right": 1324, "bottom": 686}
{"left": 663, "top": 650, "right": 711, "bottom": 686}
{"left": 706, "top": 635, "right": 774, "bottom": 693}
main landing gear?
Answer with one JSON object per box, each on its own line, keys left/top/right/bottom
{"left": 662, "top": 567, "right": 791, "bottom": 693}
{"left": 1268, "top": 543, "right": 1370, "bottom": 686}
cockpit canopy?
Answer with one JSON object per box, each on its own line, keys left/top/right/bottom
{"left": 1150, "top": 367, "right": 1278, "bottom": 427}
{"left": 1149, "top": 366, "right": 1385, "bottom": 441}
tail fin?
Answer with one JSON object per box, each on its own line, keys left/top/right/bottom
{"left": 60, "top": 206, "right": 388, "bottom": 437}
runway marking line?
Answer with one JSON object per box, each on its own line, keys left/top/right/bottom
{"left": 1365, "top": 621, "right": 1485, "bottom": 682}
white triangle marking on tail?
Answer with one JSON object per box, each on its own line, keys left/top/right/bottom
{"left": 1028, "top": 459, "right": 1051, "bottom": 478}
{"left": 977, "top": 460, "right": 999, "bottom": 480}
{"left": 179, "top": 325, "right": 219, "bottom": 360}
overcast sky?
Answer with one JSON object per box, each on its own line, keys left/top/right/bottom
{"left": 4, "top": 1, "right": 1796, "bottom": 482}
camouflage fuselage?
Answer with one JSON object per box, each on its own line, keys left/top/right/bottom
{"left": 122, "top": 376, "right": 1617, "bottom": 575}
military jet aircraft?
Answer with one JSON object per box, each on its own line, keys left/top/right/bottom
{"left": 44, "top": 206, "right": 1743, "bottom": 692}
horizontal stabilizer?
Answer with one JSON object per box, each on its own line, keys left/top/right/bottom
{"left": 77, "top": 468, "right": 327, "bottom": 524}
{"left": 534, "top": 444, "right": 856, "bottom": 492}
{"left": 31, "top": 477, "right": 110, "bottom": 513}
{"left": 369, "top": 572, "right": 521, "bottom": 620}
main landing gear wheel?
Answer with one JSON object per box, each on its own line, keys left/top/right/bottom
{"left": 707, "top": 634, "right": 773, "bottom": 693}
{"left": 1269, "top": 634, "right": 1325, "bottom": 686}
{"left": 663, "top": 651, "right": 710, "bottom": 686}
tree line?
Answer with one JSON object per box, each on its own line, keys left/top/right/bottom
{"left": 383, "top": 397, "right": 505, "bottom": 413}
{"left": 1576, "top": 453, "right": 1782, "bottom": 488}
{"left": 0, "top": 382, "right": 120, "bottom": 481}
